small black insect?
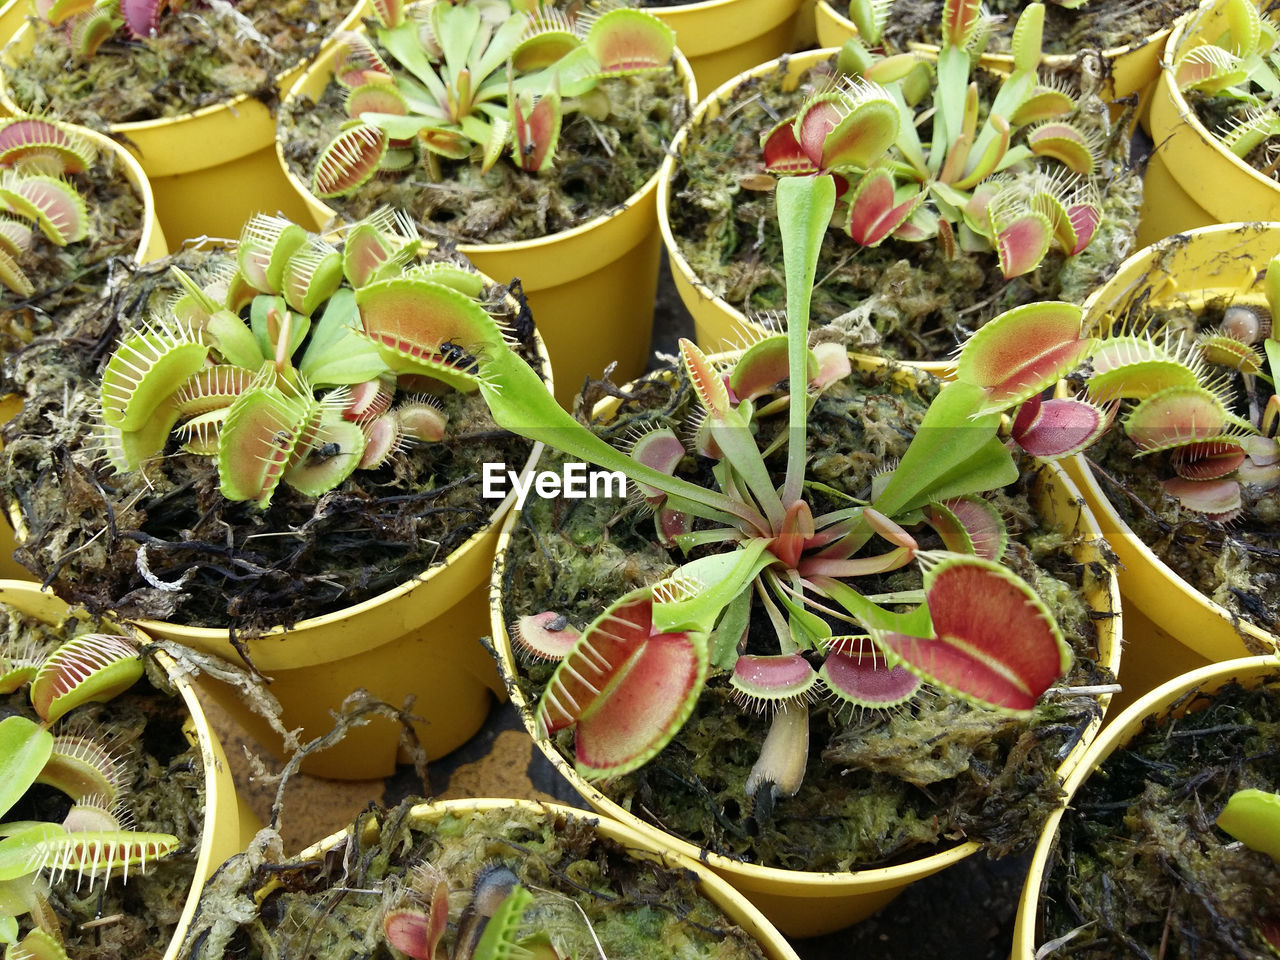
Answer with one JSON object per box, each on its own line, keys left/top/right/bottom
{"left": 310, "top": 442, "right": 343, "bottom": 462}
{"left": 440, "top": 340, "right": 478, "bottom": 373}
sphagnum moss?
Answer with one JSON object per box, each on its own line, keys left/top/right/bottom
{"left": 1040, "top": 677, "right": 1280, "bottom": 959}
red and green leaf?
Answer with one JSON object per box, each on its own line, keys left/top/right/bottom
{"left": 583, "top": 8, "right": 675, "bottom": 75}
{"left": 1027, "top": 122, "right": 1095, "bottom": 176}
{"left": 1009, "top": 394, "right": 1110, "bottom": 459}
{"left": 819, "top": 639, "right": 920, "bottom": 708}
{"left": 844, "top": 171, "right": 922, "bottom": 246}
{"left": 1170, "top": 441, "right": 1247, "bottom": 481}
{"left": 795, "top": 86, "right": 899, "bottom": 172}
{"left": 311, "top": 124, "right": 388, "bottom": 200}
{"left": 761, "top": 119, "right": 819, "bottom": 175}
{"left": 511, "top": 91, "right": 561, "bottom": 173}
{"left": 30, "top": 633, "right": 143, "bottom": 724}
{"left": 0, "top": 118, "right": 95, "bottom": 174}
{"left": 954, "top": 300, "right": 1093, "bottom": 410}
{"left": 1162, "top": 475, "right": 1243, "bottom": 517}
{"left": 730, "top": 653, "right": 818, "bottom": 709}
{"left": 875, "top": 556, "right": 1071, "bottom": 713}
{"left": 924, "top": 496, "right": 1007, "bottom": 560}
{"left": 1123, "top": 385, "right": 1232, "bottom": 453}
{"left": 534, "top": 588, "right": 709, "bottom": 779}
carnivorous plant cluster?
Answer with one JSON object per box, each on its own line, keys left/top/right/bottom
{"left": 1070, "top": 252, "right": 1280, "bottom": 522}
{"left": 1169, "top": 0, "right": 1280, "bottom": 171}
{"left": 94, "top": 209, "right": 517, "bottom": 507}
{"left": 491, "top": 175, "right": 1109, "bottom": 800}
{"left": 309, "top": 0, "right": 676, "bottom": 195}
{"left": 0, "top": 617, "right": 179, "bottom": 959}
{"left": 763, "top": 1, "right": 1103, "bottom": 278}
{"left": 0, "top": 118, "right": 91, "bottom": 297}
{"left": 27, "top": 0, "right": 223, "bottom": 56}
{"left": 381, "top": 862, "right": 576, "bottom": 960}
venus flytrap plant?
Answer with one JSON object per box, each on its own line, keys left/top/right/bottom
{"left": 1066, "top": 252, "right": 1280, "bottom": 524}
{"left": 0, "top": 624, "right": 179, "bottom": 960}
{"left": 309, "top": 0, "right": 675, "bottom": 196}
{"left": 477, "top": 173, "right": 1104, "bottom": 800}
{"left": 93, "top": 209, "right": 524, "bottom": 508}
{"left": 762, "top": 1, "right": 1103, "bottom": 279}
{"left": 1171, "top": 0, "right": 1280, "bottom": 168}
{"left": 0, "top": 118, "right": 92, "bottom": 298}
{"left": 382, "top": 862, "right": 585, "bottom": 960}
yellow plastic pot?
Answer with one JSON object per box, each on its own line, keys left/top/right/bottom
{"left": 0, "top": 579, "right": 244, "bottom": 960}
{"left": 0, "top": 4, "right": 367, "bottom": 246}
{"left": 1012, "top": 654, "right": 1279, "bottom": 959}
{"left": 271, "top": 798, "right": 800, "bottom": 960}
{"left": 813, "top": 0, "right": 1171, "bottom": 116}
{"left": 487, "top": 357, "right": 1122, "bottom": 937}
{"left": 279, "top": 38, "right": 695, "bottom": 408}
{"left": 0, "top": 2, "right": 21, "bottom": 80}
{"left": 1139, "top": 0, "right": 1280, "bottom": 246}
{"left": 0, "top": 122, "right": 166, "bottom": 582}
{"left": 113, "top": 332, "right": 554, "bottom": 783}
{"left": 645, "top": 0, "right": 804, "bottom": 97}
{"left": 1065, "top": 221, "right": 1279, "bottom": 696}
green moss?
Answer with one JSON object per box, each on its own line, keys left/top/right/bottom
{"left": 5, "top": 1, "right": 355, "bottom": 124}
{"left": 1039, "top": 676, "right": 1280, "bottom": 958}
